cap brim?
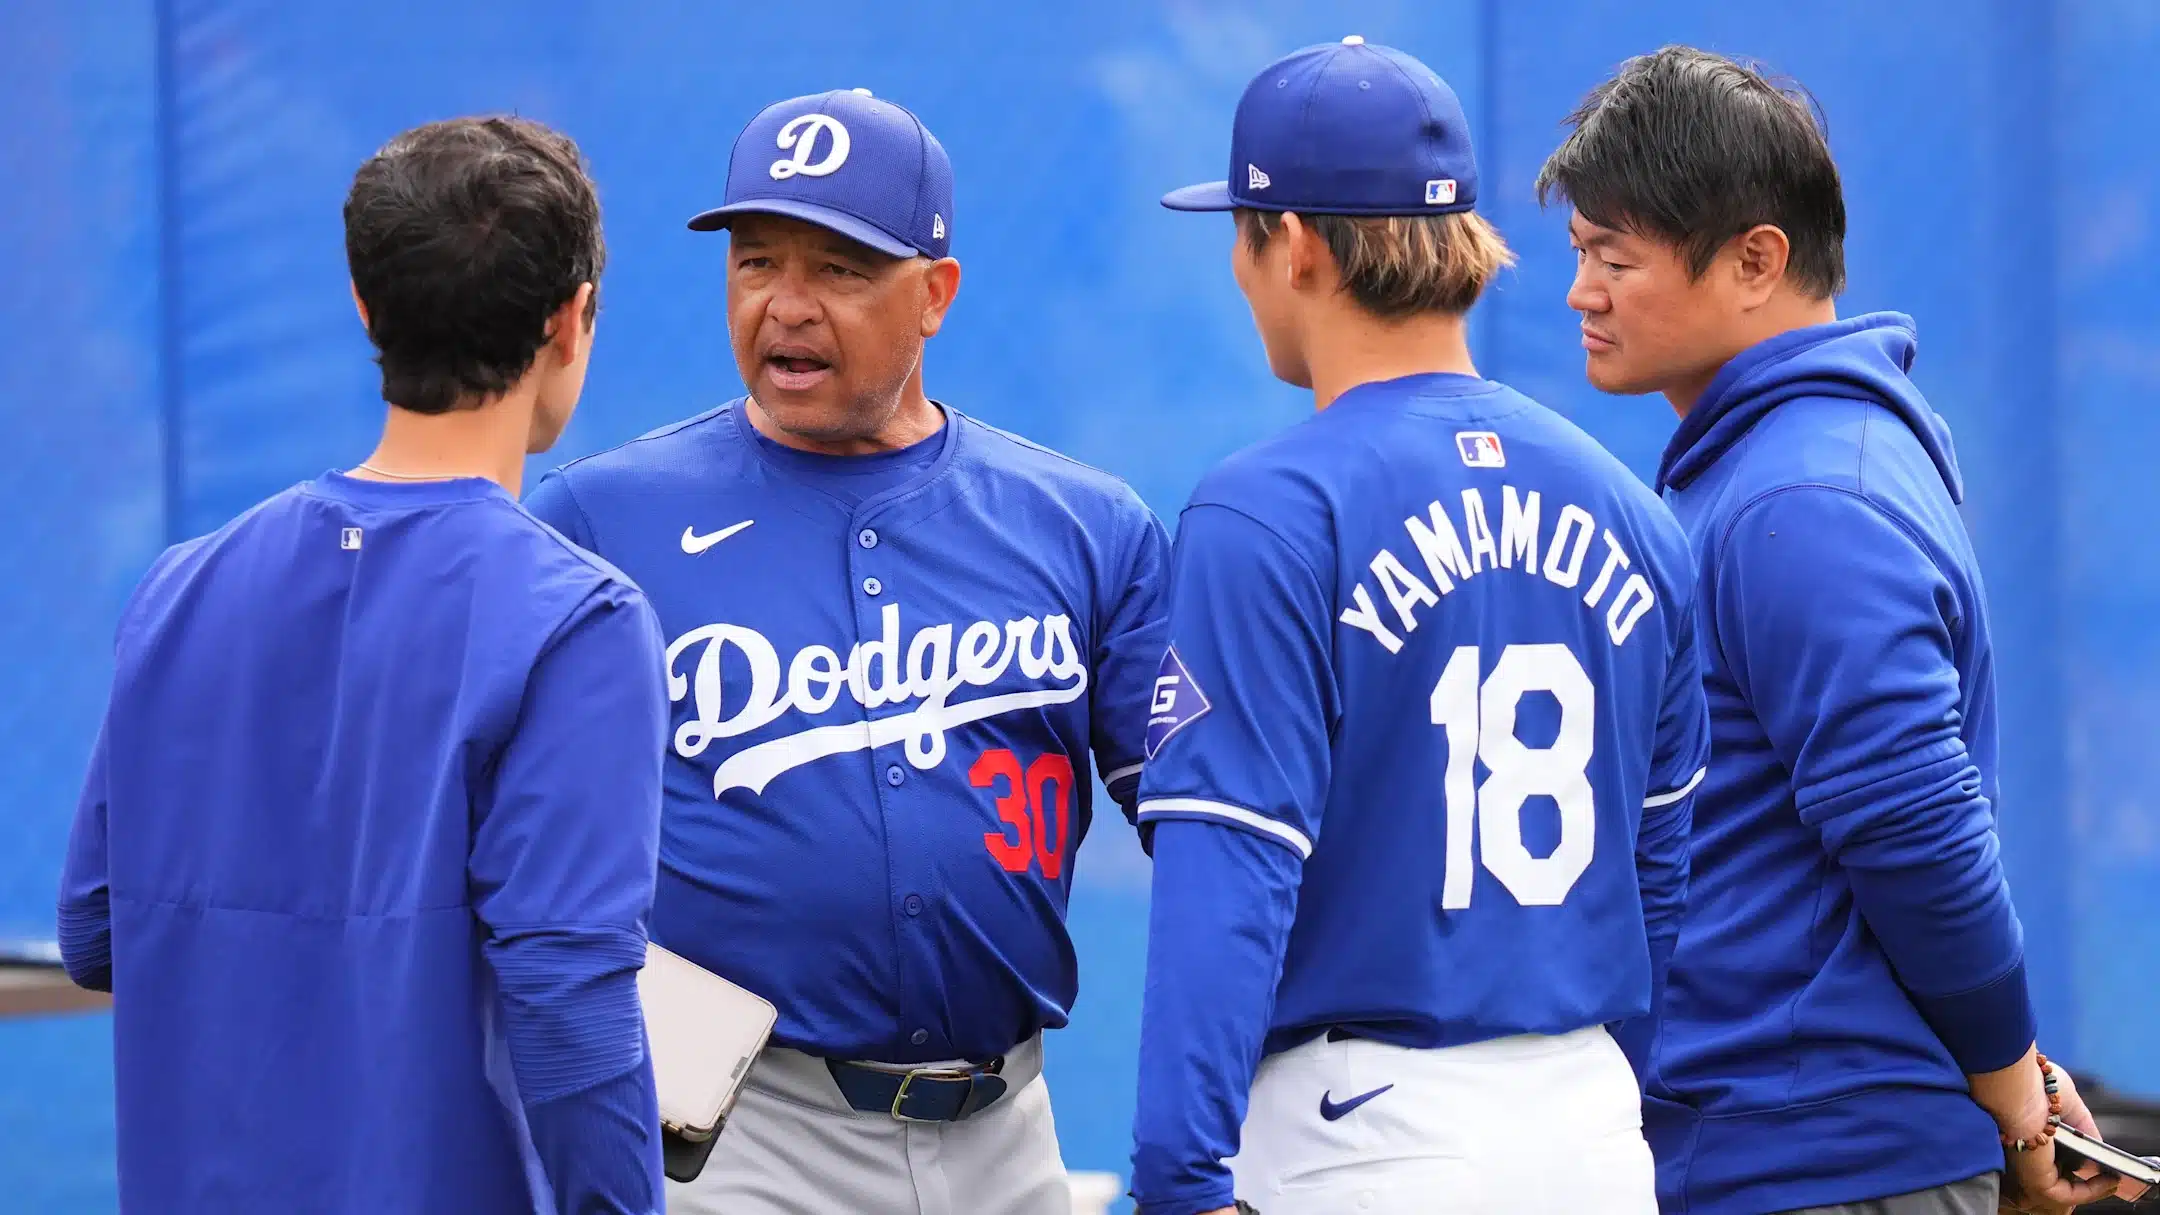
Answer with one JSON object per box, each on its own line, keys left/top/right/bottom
{"left": 1161, "top": 181, "right": 1237, "bottom": 211}
{"left": 685, "top": 198, "right": 920, "bottom": 258}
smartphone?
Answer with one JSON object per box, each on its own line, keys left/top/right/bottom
{"left": 639, "top": 942, "right": 779, "bottom": 1182}
{"left": 2051, "top": 1120, "right": 2160, "bottom": 1197}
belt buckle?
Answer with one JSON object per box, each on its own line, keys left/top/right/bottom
{"left": 889, "top": 1066, "right": 972, "bottom": 1122}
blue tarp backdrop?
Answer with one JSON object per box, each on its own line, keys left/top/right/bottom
{"left": 6, "top": 1, "right": 2157, "bottom": 1208}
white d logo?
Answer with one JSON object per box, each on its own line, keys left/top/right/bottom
{"left": 770, "top": 114, "right": 851, "bottom": 180}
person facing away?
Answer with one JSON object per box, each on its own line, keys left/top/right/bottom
{"left": 1538, "top": 45, "right": 2132, "bottom": 1215}
{"left": 1128, "top": 36, "right": 1710, "bottom": 1215}
{"left": 56, "top": 116, "right": 669, "bottom": 1215}
{"left": 523, "top": 88, "right": 1167, "bottom": 1215}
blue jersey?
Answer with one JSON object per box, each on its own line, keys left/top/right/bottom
{"left": 525, "top": 401, "right": 1169, "bottom": 1064}
{"left": 57, "top": 473, "right": 667, "bottom": 1215}
{"left": 1130, "top": 373, "right": 1709, "bottom": 1211}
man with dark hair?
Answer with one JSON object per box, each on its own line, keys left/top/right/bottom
{"left": 1128, "top": 37, "right": 1711, "bottom": 1215}
{"left": 58, "top": 115, "right": 667, "bottom": 1214}
{"left": 1538, "top": 46, "right": 2129, "bottom": 1215}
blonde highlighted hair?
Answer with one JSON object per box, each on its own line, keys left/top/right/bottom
{"left": 1237, "top": 208, "right": 1516, "bottom": 318}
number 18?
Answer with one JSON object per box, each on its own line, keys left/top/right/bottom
{"left": 1431, "top": 643, "right": 1597, "bottom": 909}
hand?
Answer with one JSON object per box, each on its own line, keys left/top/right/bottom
{"left": 2047, "top": 1062, "right": 2151, "bottom": 1205}
{"left": 1988, "top": 1057, "right": 2139, "bottom": 1213}
{"left": 2000, "top": 1145, "right": 2121, "bottom": 1215}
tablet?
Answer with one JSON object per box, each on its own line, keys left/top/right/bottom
{"left": 638, "top": 941, "right": 778, "bottom": 1170}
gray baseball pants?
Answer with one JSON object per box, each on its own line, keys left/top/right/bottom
{"left": 1778, "top": 1172, "right": 2001, "bottom": 1215}
{"left": 666, "top": 1034, "right": 1069, "bottom": 1215}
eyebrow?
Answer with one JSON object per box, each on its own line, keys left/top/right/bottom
{"left": 1570, "top": 222, "right": 1623, "bottom": 250}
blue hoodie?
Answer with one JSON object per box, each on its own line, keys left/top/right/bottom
{"left": 1644, "top": 315, "right": 2034, "bottom": 1214}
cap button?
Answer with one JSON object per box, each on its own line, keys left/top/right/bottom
{"left": 851, "top": 87, "right": 873, "bottom": 95}
{"left": 1342, "top": 34, "right": 1365, "bottom": 45}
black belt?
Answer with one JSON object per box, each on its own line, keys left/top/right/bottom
{"left": 826, "top": 1057, "right": 1010, "bottom": 1122}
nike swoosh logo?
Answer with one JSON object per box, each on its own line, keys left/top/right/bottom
{"left": 681, "top": 521, "right": 754, "bottom": 554}
{"left": 1318, "top": 1084, "right": 1393, "bottom": 1121}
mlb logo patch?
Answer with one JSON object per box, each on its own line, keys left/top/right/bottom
{"left": 1145, "top": 646, "right": 1213, "bottom": 759}
{"left": 1425, "top": 178, "right": 1458, "bottom": 206}
{"left": 1456, "top": 431, "right": 1505, "bottom": 468}
{"left": 339, "top": 527, "right": 363, "bottom": 550}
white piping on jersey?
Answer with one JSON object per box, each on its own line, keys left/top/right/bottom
{"left": 1102, "top": 763, "right": 1144, "bottom": 787}
{"left": 1137, "top": 797, "right": 1314, "bottom": 859}
{"left": 1644, "top": 767, "right": 1706, "bottom": 808}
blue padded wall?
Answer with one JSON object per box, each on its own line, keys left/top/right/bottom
{"left": 4, "top": 2, "right": 2156, "bottom": 1209}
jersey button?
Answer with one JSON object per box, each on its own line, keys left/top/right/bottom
{"left": 857, "top": 528, "right": 879, "bottom": 549}
{"left": 885, "top": 764, "right": 906, "bottom": 787}
{"left": 903, "top": 894, "right": 923, "bottom": 916}
{"left": 862, "top": 576, "right": 883, "bottom": 597}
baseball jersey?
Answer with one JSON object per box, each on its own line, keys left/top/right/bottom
{"left": 1129, "top": 372, "right": 1708, "bottom": 1209}
{"left": 56, "top": 472, "right": 666, "bottom": 1215}
{"left": 525, "top": 401, "right": 1169, "bottom": 1064}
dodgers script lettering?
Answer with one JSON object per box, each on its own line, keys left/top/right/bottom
{"left": 666, "top": 602, "right": 1090, "bottom": 796}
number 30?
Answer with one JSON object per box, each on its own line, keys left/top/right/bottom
{"left": 973, "top": 749, "right": 1072, "bottom": 879}
{"left": 1430, "top": 643, "right": 1596, "bottom": 909}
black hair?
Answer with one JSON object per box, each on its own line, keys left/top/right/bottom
{"left": 1535, "top": 45, "right": 1846, "bottom": 298}
{"left": 343, "top": 115, "right": 605, "bottom": 414}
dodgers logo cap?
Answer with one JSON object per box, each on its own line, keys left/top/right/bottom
{"left": 1163, "top": 36, "right": 1479, "bottom": 216}
{"left": 688, "top": 88, "right": 953, "bottom": 260}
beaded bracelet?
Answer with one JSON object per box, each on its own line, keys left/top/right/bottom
{"left": 2005, "top": 1052, "right": 2064, "bottom": 1152}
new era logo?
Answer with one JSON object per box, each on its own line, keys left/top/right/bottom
{"left": 933, "top": 214, "right": 945, "bottom": 240}
{"left": 1426, "top": 178, "right": 1458, "bottom": 206}
{"left": 1248, "top": 164, "right": 1272, "bottom": 191}
{"left": 1456, "top": 431, "right": 1504, "bottom": 468}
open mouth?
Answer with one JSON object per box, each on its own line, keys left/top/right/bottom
{"left": 763, "top": 348, "right": 834, "bottom": 390}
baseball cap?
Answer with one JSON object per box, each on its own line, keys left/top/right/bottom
{"left": 1162, "top": 35, "right": 1479, "bottom": 217}
{"left": 688, "top": 88, "right": 953, "bottom": 260}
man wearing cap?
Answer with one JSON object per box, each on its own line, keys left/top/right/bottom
{"left": 523, "top": 88, "right": 1170, "bottom": 1215}
{"left": 1127, "top": 38, "right": 1707, "bottom": 1215}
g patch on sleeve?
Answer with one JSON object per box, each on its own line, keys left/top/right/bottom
{"left": 1145, "top": 645, "right": 1212, "bottom": 758}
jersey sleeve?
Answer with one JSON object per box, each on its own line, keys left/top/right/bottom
{"left": 1135, "top": 503, "right": 1338, "bottom": 859}
{"left": 1089, "top": 497, "right": 1172, "bottom": 811}
{"left": 1612, "top": 589, "right": 1708, "bottom": 1084}
{"left": 1130, "top": 819, "right": 1300, "bottom": 1214}
{"left": 1715, "top": 486, "right": 2033, "bottom": 1074}
{"left": 471, "top": 583, "right": 668, "bottom": 1211}
{"left": 1639, "top": 588, "right": 1707, "bottom": 946}
{"left": 57, "top": 713, "right": 114, "bottom": 993}
{"left": 523, "top": 469, "right": 599, "bottom": 550}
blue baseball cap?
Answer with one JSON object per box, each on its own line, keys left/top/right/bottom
{"left": 1163, "top": 36, "right": 1479, "bottom": 216}
{"left": 688, "top": 88, "right": 953, "bottom": 260}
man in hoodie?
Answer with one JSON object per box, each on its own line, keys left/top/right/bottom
{"left": 1536, "top": 47, "right": 2129, "bottom": 1215}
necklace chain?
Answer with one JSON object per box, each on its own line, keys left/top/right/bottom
{"left": 353, "top": 462, "right": 461, "bottom": 482}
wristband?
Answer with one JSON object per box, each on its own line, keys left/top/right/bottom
{"left": 2003, "top": 1052, "right": 2063, "bottom": 1152}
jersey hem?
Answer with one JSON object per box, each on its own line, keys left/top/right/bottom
{"left": 1648, "top": 1084, "right": 2003, "bottom": 1215}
